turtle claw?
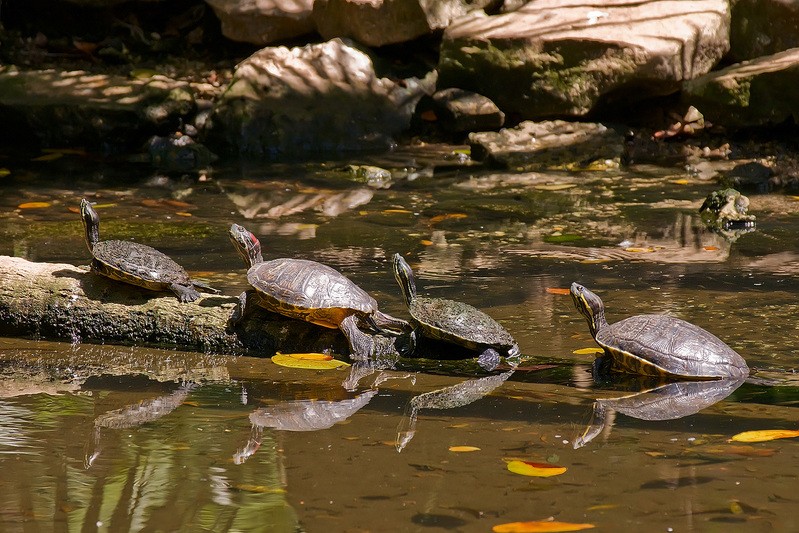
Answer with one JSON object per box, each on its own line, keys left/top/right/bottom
{"left": 171, "top": 283, "right": 200, "bottom": 303}
{"left": 477, "top": 348, "right": 501, "bottom": 371}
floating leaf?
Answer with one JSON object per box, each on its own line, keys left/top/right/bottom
{"left": 534, "top": 183, "right": 577, "bottom": 191}
{"left": 670, "top": 179, "right": 690, "bottom": 185}
{"left": 0, "top": 168, "right": 10, "bottom": 177}
{"left": 624, "top": 247, "right": 654, "bottom": 253}
{"left": 449, "top": 446, "right": 480, "bottom": 452}
{"left": 271, "top": 353, "right": 349, "bottom": 370}
{"left": 586, "top": 504, "right": 618, "bottom": 511}
{"left": 163, "top": 199, "right": 193, "bottom": 208}
{"left": 703, "top": 246, "right": 720, "bottom": 251}
{"left": 420, "top": 239, "right": 433, "bottom": 246}
{"left": 382, "top": 209, "right": 412, "bottom": 214}
{"left": 18, "top": 201, "right": 51, "bottom": 209}
{"left": 141, "top": 199, "right": 164, "bottom": 207}
{"left": 493, "top": 520, "right": 595, "bottom": 532}
{"left": 544, "top": 234, "right": 582, "bottom": 243}
{"left": 229, "top": 483, "right": 286, "bottom": 494}
{"left": 700, "top": 444, "right": 776, "bottom": 457}
{"left": 430, "top": 213, "right": 468, "bottom": 224}
{"left": 506, "top": 460, "right": 567, "bottom": 477}
{"left": 573, "top": 347, "right": 603, "bottom": 355}
{"left": 175, "top": 211, "right": 193, "bottom": 217}
{"left": 30, "top": 152, "right": 63, "bottom": 162}
{"left": 275, "top": 352, "right": 333, "bottom": 361}
{"left": 545, "top": 287, "right": 571, "bottom": 295}
{"left": 730, "top": 429, "right": 799, "bottom": 443}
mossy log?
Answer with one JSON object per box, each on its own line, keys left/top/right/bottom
{"left": 0, "top": 255, "right": 349, "bottom": 356}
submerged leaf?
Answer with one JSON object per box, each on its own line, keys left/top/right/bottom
{"left": 429, "top": 213, "right": 468, "bottom": 224}
{"left": 730, "top": 429, "right": 799, "bottom": 443}
{"left": 449, "top": 446, "right": 480, "bottom": 452}
{"left": 271, "top": 353, "right": 349, "bottom": 370}
{"left": 506, "top": 460, "right": 567, "bottom": 477}
{"left": 18, "top": 201, "right": 51, "bottom": 209}
{"left": 493, "top": 520, "right": 594, "bottom": 532}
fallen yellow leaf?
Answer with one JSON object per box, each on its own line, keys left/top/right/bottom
{"left": 730, "top": 429, "right": 799, "bottom": 443}
{"left": 670, "top": 179, "right": 690, "bottom": 185}
{"left": 534, "top": 183, "right": 577, "bottom": 191}
{"left": 573, "top": 347, "right": 603, "bottom": 355}
{"left": 586, "top": 504, "right": 618, "bottom": 511}
{"left": 420, "top": 240, "right": 433, "bottom": 246}
{"left": 625, "top": 247, "right": 654, "bottom": 253}
{"left": 383, "top": 209, "right": 412, "bottom": 214}
{"left": 18, "top": 201, "right": 51, "bottom": 209}
{"left": 506, "top": 460, "right": 567, "bottom": 477}
{"left": 449, "top": 446, "right": 480, "bottom": 452}
{"left": 493, "top": 520, "right": 595, "bottom": 532}
{"left": 271, "top": 353, "right": 349, "bottom": 370}
{"left": 0, "top": 168, "right": 10, "bottom": 177}
{"left": 275, "top": 352, "right": 333, "bottom": 361}
{"left": 175, "top": 211, "right": 193, "bottom": 217}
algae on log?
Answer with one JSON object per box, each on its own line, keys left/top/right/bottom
{"left": 0, "top": 256, "right": 348, "bottom": 356}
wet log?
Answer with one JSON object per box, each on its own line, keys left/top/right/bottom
{"left": 0, "top": 255, "right": 348, "bottom": 355}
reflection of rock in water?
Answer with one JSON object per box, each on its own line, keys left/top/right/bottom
{"left": 94, "top": 382, "right": 198, "bottom": 429}
{"left": 574, "top": 378, "right": 744, "bottom": 449}
{"left": 249, "top": 389, "right": 378, "bottom": 432}
{"left": 86, "top": 382, "right": 198, "bottom": 468}
{"left": 396, "top": 370, "right": 514, "bottom": 452}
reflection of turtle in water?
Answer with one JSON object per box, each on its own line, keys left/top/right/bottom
{"left": 700, "top": 188, "right": 756, "bottom": 231}
{"left": 392, "top": 253, "right": 520, "bottom": 371}
{"left": 570, "top": 283, "right": 749, "bottom": 380}
{"left": 80, "top": 199, "right": 217, "bottom": 302}
{"left": 229, "top": 224, "right": 410, "bottom": 360}
{"left": 573, "top": 378, "right": 745, "bottom": 448}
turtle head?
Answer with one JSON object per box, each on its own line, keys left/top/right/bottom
{"left": 79, "top": 198, "right": 100, "bottom": 251}
{"left": 392, "top": 253, "right": 417, "bottom": 306}
{"left": 229, "top": 224, "right": 263, "bottom": 268}
{"left": 570, "top": 283, "right": 607, "bottom": 338}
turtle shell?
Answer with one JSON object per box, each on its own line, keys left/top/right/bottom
{"left": 92, "top": 240, "right": 191, "bottom": 290}
{"left": 248, "top": 258, "right": 377, "bottom": 328}
{"left": 408, "top": 296, "right": 516, "bottom": 352}
{"left": 596, "top": 314, "right": 749, "bottom": 379}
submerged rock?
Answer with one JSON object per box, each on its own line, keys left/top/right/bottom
{"left": 469, "top": 120, "right": 625, "bottom": 170}
{"left": 439, "top": 0, "right": 729, "bottom": 119}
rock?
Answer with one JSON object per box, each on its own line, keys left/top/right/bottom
{"left": 438, "top": 0, "right": 729, "bottom": 119}
{"left": 431, "top": 88, "right": 504, "bottom": 132}
{"left": 205, "top": 0, "right": 315, "bottom": 45}
{"left": 146, "top": 133, "right": 219, "bottom": 172}
{"left": 313, "top": 0, "right": 498, "bottom": 47}
{"left": 206, "top": 38, "right": 435, "bottom": 157}
{"left": 730, "top": 0, "right": 799, "bottom": 61}
{"left": 722, "top": 161, "right": 774, "bottom": 191}
{"left": 682, "top": 47, "right": 799, "bottom": 129}
{"left": 469, "top": 120, "right": 625, "bottom": 170}
{"left": 0, "top": 69, "right": 196, "bottom": 151}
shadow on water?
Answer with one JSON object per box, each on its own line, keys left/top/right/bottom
{"left": 3, "top": 151, "right": 799, "bottom": 530}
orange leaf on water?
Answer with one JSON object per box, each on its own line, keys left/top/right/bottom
{"left": 420, "top": 240, "right": 433, "bottom": 246}
{"left": 492, "top": 520, "right": 595, "bottom": 532}
{"left": 449, "top": 445, "right": 480, "bottom": 452}
{"left": 730, "top": 429, "right": 799, "bottom": 443}
{"left": 703, "top": 246, "right": 719, "bottom": 251}
{"left": 18, "top": 202, "right": 51, "bottom": 209}
{"left": 271, "top": 353, "right": 348, "bottom": 370}
{"left": 545, "top": 287, "right": 571, "bottom": 295}
{"left": 506, "top": 460, "right": 567, "bottom": 477}
{"left": 175, "top": 211, "right": 193, "bottom": 217}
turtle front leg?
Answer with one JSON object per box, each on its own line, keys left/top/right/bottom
{"left": 370, "top": 311, "right": 411, "bottom": 334}
{"left": 170, "top": 283, "right": 201, "bottom": 303}
{"left": 477, "top": 348, "right": 501, "bottom": 372}
{"left": 228, "top": 290, "right": 255, "bottom": 328}
{"left": 339, "top": 313, "right": 376, "bottom": 361}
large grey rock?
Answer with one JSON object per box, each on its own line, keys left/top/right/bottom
{"left": 205, "top": 0, "right": 315, "bottom": 45}
{"left": 730, "top": 0, "right": 799, "bottom": 62}
{"left": 683, "top": 47, "right": 799, "bottom": 128}
{"left": 439, "top": 0, "right": 730, "bottom": 119}
{"left": 313, "top": 0, "right": 498, "bottom": 47}
{"left": 469, "top": 120, "right": 625, "bottom": 170}
{"left": 207, "top": 38, "right": 434, "bottom": 157}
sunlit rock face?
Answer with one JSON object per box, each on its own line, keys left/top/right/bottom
{"left": 313, "top": 0, "right": 498, "bottom": 47}
{"left": 207, "top": 38, "right": 434, "bottom": 157}
{"left": 205, "top": 0, "right": 315, "bottom": 45}
{"left": 438, "top": 0, "right": 730, "bottom": 119}
{"left": 683, "top": 47, "right": 799, "bottom": 129}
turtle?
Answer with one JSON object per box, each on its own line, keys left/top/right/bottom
{"left": 391, "top": 253, "right": 520, "bottom": 370}
{"left": 80, "top": 199, "right": 217, "bottom": 302}
{"left": 228, "top": 223, "right": 410, "bottom": 360}
{"left": 570, "top": 282, "right": 749, "bottom": 380}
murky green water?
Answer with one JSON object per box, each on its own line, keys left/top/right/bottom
{"left": 2, "top": 147, "right": 799, "bottom": 531}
